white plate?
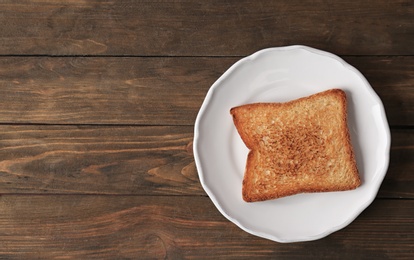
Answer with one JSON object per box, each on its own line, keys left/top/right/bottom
{"left": 193, "top": 45, "right": 390, "bottom": 243}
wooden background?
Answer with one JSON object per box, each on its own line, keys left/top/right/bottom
{"left": 0, "top": 0, "right": 412, "bottom": 259}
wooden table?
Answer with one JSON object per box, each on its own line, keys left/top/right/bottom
{"left": 0, "top": 1, "right": 412, "bottom": 259}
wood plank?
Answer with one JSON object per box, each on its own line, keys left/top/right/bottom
{"left": 0, "top": 56, "right": 412, "bottom": 126}
{"left": 0, "top": 126, "right": 412, "bottom": 198}
{"left": 379, "top": 128, "right": 414, "bottom": 199}
{"left": 0, "top": 125, "right": 202, "bottom": 195}
{"left": 0, "top": 195, "right": 412, "bottom": 259}
{"left": 0, "top": 0, "right": 412, "bottom": 56}
{"left": 0, "top": 57, "right": 227, "bottom": 126}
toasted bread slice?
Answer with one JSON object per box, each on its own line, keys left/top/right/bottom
{"left": 230, "top": 89, "right": 360, "bottom": 202}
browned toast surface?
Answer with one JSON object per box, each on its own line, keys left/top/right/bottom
{"left": 230, "top": 89, "right": 360, "bottom": 202}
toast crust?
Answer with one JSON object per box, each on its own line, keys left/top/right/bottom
{"left": 230, "top": 89, "right": 360, "bottom": 202}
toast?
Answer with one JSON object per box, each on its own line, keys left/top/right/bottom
{"left": 230, "top": 89, "right": 360, "bottom": 202}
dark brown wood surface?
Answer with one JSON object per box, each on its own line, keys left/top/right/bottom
{"left": 0, "top": 1, "right": 412, "bottom": 259}
{"left": 0, "top": 56, "right": 412, "bottom": 126}
{"left": 0, "top": 0, "right": 412, "bottom": 56}
{"left": 0, "top": 196, "right": 412, "bottom": 259}
{"left": 0, "top": 126, "right": 412, "bottom": 199}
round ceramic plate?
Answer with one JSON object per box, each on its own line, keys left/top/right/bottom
{"left": 193, "top": 45, "right": 390, "bottom": 243}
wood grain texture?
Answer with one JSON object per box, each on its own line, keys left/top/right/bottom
{"left": 0, "top": 56, "right": 412, "bottom": 126}
{"left": 0, "top": 0, "right": 412, "bottom": 56}
{"left": 0, "top": 57, "right": 226, "bottom": 126}
{"left": 0, "top": 126, "right": 411, "bottom": 198}
{"left": 0, "top": 125, "right": 201, "bottom": 195}
{"left": 0, "top": 195, "right": 412, "bottom": 259}
{"left": 379, "top": 128, "right": 414, "bottom": 199}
